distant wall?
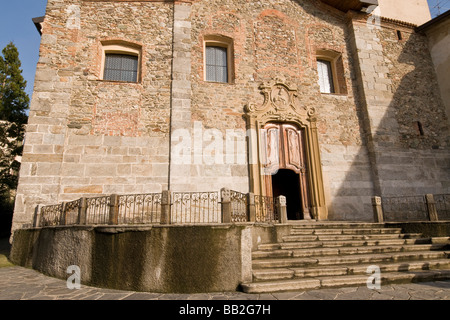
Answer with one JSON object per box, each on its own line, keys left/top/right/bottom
{"left": 379, "top": 0, "right": 431, "bottom": 25}
{"left": 421, "top": 16, "right": 450, "bottom": 126}
{"left": 385, "top": 221, "right": 450, "bottom": 238}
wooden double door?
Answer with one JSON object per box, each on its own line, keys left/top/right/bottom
{"left": 262, "top": 123, "right": 312, "bottom": 220}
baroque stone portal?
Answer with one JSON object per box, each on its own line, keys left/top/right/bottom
{"left": 245, "top": 77, "right": 327, "bottom": 220}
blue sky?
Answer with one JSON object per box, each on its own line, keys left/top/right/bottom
{"left": 0, "top": 0, "right": 445, "bottom": 102}
{"left": 0, "top": 0, "right": 47, "bottom": 98}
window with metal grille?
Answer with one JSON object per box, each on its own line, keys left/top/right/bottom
{"left": 103, "top": 53, "right": 139, "bottom": 82}
{"left": 205, "top": 46, "right": 228, "bottom": 83}
{"left": 317, "top": 59, "right": 335, "bottom": 94}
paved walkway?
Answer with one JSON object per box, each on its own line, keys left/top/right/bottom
{"left": 1, "top": 265, "right": 450, "bottom": 300}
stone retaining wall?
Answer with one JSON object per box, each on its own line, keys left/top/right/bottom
{"left": 10, "top": 224, "right": 254, "bottom": 293}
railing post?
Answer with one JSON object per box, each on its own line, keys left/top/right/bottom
{"left": 247, "top": 192, "right": 256, "bottom": 222}
{"left": 33, "top": 205, "right": 42, "bottom": 227}
{"left": 78, "top": 197, "right": 87, "bottom": 225}
{"left": 109, "top": 194, "right": 119, "bottom": 225}
{"left": 372, "top": 196, "right": 384, "bottom": 222}
{"left": 276, "top": 195, "right": 288, "bottom": 224}
{"left": 161, "top": 190, "right": 172, "bottom": 224}
{"left": 60, "top": 202, "right": 67, "bottom": 225}
{"left": 426, "top": 194, "right": 439, "bottom": 221}
{"left": 221, "top": 188, "right": 232, "bottom": 223}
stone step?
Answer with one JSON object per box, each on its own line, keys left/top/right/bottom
{"left": 280, "top": 238, "right": 431, "bottom": 249}
{"left": 320, "top": 269, "right": 450, "bottom": 289}
{"left": 252, "top": 244, "right": 447, "bottom": 259}
{"left": 241, "top": 278, "right": 322, "bottom": 293}
{"left": 432, "top": 237, "right": 450, "bottom": 244}
{"left": 290, "top": 222, "right": 386, "bottom": 229}
{"left": 252, "top": 259, "right": 450, "bottom": 281}
{"left": 252, "top": 250, "right": 449, "bottom": 269}
{"left": 290, "top": 228, "right": 402, "bottom": 235}
{"left": 241, "top": 269, "right": 450, "bottom": 293}
{"left": 257, "top": 238, "right": 431, "bottom": 251}
{"left": 282, "top": 233, "right": 423, "bottom": 243}
{"left": 245, "top": 223, "right": 450, "bottom": 294}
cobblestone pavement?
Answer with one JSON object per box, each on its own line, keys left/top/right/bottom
{"left": 1, "top": 266, "right": 450, "bottom": 300}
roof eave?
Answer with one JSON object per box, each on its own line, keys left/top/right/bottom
{"left": 32, "top": 16, "right": 45, "bottom": 36}
{"left": 320, "top": 0, "right": 378, "bottom": 13}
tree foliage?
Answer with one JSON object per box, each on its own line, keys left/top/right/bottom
{"left": 0, "top": 42, "right": 29, "bottom": 201}
{"left": 0, "top": 42, "right": 29, "bottom": 123}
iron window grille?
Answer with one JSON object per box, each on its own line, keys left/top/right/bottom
{"left": 103, "top": 53, "right": 139, "bottom": 82}
{"left": 205, "top": 46, "right": 228, "bottom": 83}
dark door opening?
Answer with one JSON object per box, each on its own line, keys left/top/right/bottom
{"left": 271, "top": 169, "right": 302, "bottom": 220}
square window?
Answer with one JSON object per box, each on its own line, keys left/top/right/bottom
{"left": 103, "top": 54, "right": 139, "bottom": 82}
{"left": 205, "top": 46, "right": 228, "bottom": 83}
{"left": 317, "top": 59, "right": 335, "bottom": 94}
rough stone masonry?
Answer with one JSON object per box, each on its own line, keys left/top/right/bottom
{"left": 11, "top": 0, "right": 450, "bottom": 233}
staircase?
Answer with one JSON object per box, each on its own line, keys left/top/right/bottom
{"left": 241, "top": 222, "right": 450, "bottom": 293}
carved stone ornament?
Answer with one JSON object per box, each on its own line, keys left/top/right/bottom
{"left": 245, "top": 77, "right": 315, "bottom": 123}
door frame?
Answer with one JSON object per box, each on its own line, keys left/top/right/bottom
{"left": 262, "top": 122, "right": 312, "bottom": 220}
{"left": 244, "top": 77, "right": 328, "bottom": 220}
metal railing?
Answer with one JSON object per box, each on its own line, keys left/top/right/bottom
{"left": 254, "top": 195, "right": 277, "bottom": 223}
{"left": 229, "top": 190, "right": 248, "bottom": 223}
{"left": 64, "top": 198, "right": 83, "bottom": 225}
{"left": 86, "top": 196, "right": 110, "bottom": 225}
{"left": 118, "top": 193, "right": 162, "bottom": 224}
{"left": 40, "top": 203, "right": 64, "bottom": 227}
{"left": 34, "top": 189, "right": 285, "bottom": 227}
{"left": 381, "top": 195, "right": 429, "bottom": 222}
{"left": 373, "top": 193, "right": 450, "bottom": 222}
{"left": 171, "top": 191, "right": 220, "bottom": 224}
{"left": 435, "top": 194, "right": 450, "bottom": 220}
{"left": 38, "top": 191, "right": 450, "bottom": 227}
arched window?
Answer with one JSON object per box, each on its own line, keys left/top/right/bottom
{"left": 100, "top": 41, "right": 142, "bottom": 83}
{"left": 203, "top": 35, "right": 234, "bottom": 84}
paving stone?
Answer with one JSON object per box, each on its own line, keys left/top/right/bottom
{"left": 290, "top": 291, "right": 322, "bottom": 300}
{"left": 299, "top": 289, "right": 339, "bottom": 300}
{"left": 121, "top": 292, "right": 165, "bottom": 300}
{"left": 334, "top": 287, "right": 376, "bottom": 300}
{"left": 1, "top": 266, "right": 450, "bottom": 300}
{"left": 256, "top": 293, "right": 278, "bottom": 300}
{"left": 270, "top": 292, "right": 304, "bottom": 300}
{"left": 186, "top": 293, "right": 213, "bottom": 300}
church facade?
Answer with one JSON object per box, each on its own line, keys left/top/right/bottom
{"left": 11, "top": 0, "right": 449, "bottom": 232}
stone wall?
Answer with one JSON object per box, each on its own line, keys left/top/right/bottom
{"left": 12, "top": 0, "right": 173, "bottom": 233}
{"left": 348, "top": 13, "right": 450, "bottom": 199}
{"left": 12, "top": 0, "right": 450, "bottom": 232}
{"left": 10, "top": 224, "right": 253, "bottom": 293}
{"left": 419, "top": 15, "right": 450, "bottom": 126}
{"left": 188, "top": 0, "right": 376, "bottom": 220}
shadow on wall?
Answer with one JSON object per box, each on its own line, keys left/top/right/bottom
{"left": 0, "top": 200, "right": 14, "bottom": 238}
{"left": 329, "top": 22, "right": 450, "bottom": 221}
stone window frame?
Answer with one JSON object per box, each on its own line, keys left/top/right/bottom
{"left": 100, "top": 40, "right": 143, "bottom": 83}
{"left": 316, "top": 49, "right": 348, "bottom": 95}
{"left": 203, "top": 35, "right": 235, "bottom": 84}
